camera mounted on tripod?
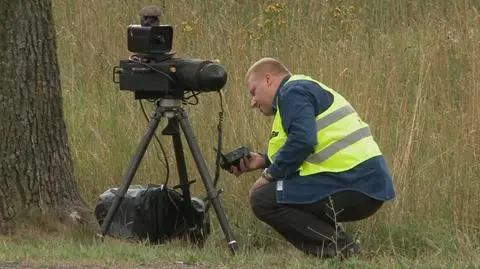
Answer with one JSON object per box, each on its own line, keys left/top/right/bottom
{"left": 101, "top": 5, "right": 238, "bottom": 254}
{"left": 113, "top": 5, "right": 228, "bottom": 100}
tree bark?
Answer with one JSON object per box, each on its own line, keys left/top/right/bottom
{"left": 0, "top": 0, "right": 87, "bottom": 233}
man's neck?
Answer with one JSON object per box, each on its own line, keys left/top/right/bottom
{"left": 277, "top": 74, "right": 291, "bottom": 90}
{"left": 270, "top": 74, "right": 292, "bottom": 114}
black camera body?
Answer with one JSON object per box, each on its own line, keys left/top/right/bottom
{"left": 113, "top": 10, "right": 227, "bottom": 100}
{"left": 116, "top": 57, "right": 227, "bottom": 100}
{"left": 127, "top": 24, "right": 174, "bottom": 54}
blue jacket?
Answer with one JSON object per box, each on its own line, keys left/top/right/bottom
{"left": 263, "top": 75, "right": 395, "bottom": 204}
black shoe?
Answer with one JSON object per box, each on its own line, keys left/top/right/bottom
{"left": 313, "top": 239, "right": 360, "bottom": 260}
{"left": 338, "top": 240, "right": 361, "bottom": 260}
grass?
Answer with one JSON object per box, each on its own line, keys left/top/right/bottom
{"left": 3, "top": 0, "right": 480, "bottom": 268}
{"left": 2, "top": 223, "right": 479, "bottom": 269}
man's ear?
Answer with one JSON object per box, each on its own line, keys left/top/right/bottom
{"left": 265, "top": 73, "right": 272, "bottom": 86}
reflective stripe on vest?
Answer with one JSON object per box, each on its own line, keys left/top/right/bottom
{"left": 315, "top": 105, "right": 355, "bottom": 131}
{"left": 267, "top": 75, "right": 382, "bottom": 176}
{"left": 306, "top": 126, "right": 371, "bottom": 164}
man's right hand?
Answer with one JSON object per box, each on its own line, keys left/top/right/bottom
{"left": 229, "top": 152, "right": 266, "bottom": 177}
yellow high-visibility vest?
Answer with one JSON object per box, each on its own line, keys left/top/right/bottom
{"left": 267, "top": 75, "right": 382, "bottom": 176}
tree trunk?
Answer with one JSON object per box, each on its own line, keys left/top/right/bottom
{"left": 0, "top": 0, "right": 87, "bottom": 233}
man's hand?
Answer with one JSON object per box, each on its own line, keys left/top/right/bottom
{"left": 229, "top": 152, "right": 265, "bottom": 177}
{"left": 248, "top": 176, "right": 270, "bottom": 198}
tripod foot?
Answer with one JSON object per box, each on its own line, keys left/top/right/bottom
{"left": 228, "top": 240, "right": 238, "bottom": 254}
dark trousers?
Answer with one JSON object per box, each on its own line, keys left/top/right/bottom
{"left": 250, "top": 182, "right": 383, "bottom": 257}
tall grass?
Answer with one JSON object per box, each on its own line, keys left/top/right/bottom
{"left": 52, "top": 0, "right": 480, "bottom": 262}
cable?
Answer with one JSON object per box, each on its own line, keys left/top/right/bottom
{"left": 128, "top": 54, "right": 175, "bottom": 83}
{"left": 213, "top": 91, "right": 224, "bottom": 187}
{"left": 183, "top": 91, "right": 200, "bottom": 105}
{"left": 132, "top": 59, "right": 225, "bottom": 214}
{"left": 205, "top": 91, "right": 225, "bottom": 213}
{"left": 129, "top": 55, "right": 200, "bottom": 107}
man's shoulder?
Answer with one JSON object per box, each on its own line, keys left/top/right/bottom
{"left": 280, "top": 80, "right": 326, "bottom": 102}
{"left": 283, "top": 76, "right": 325, "bottom": 93}
{"left": 280, "top": 76, "right": 334, "bottom": 113}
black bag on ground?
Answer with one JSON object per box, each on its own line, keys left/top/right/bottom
{"left": 95, "top": 184, "right": 208, "bottom": 243}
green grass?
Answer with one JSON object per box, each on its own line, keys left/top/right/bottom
{"left": 2, "top": 224, "right": 479, "bottom": 269}
{"left": 5, "top": 0, "right": 479, "bottom": 268}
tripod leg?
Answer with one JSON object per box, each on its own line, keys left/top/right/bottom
{"left": 166, "top": 119, "right": 198, "bottom": 237}
{"left": 176, "top": 111, "right": 238, "bottom": 254}
{"left": 99, "top": 107, "right": 163, "bottom": 239}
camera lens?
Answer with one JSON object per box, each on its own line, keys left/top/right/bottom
{"left": 152, "top": 34, "right": 166, "bottom": 44}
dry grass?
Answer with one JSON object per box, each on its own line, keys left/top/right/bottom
{"left": 47, "top": 0, "right": 480, "bottom": 265}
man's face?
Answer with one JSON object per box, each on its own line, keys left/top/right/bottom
{"left": 247, "top": 73, "right": 275, "bottom": 116}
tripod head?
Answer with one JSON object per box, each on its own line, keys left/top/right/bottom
{"left": 154, "top": 98, "right": 183, "bottom": 118}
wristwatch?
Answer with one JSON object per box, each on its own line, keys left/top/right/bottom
{"left": 261, "top": 168, "right": 274, "bottom": 182}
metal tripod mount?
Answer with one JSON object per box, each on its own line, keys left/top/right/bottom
{"left": 99, "top": 98, "right": 238, "bottom": 254}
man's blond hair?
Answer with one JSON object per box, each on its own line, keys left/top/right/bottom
{"left": 245, "top": 57, "right": 290, "bottom": 81}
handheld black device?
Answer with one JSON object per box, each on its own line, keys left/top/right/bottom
{"left": 219, "top": 147, "right": 251, "bottom": 170}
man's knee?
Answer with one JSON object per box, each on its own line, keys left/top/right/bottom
{"left": 249, "top": 182, "right": 278, "bottom": 221}
{"left": 249, "top": 189, "right": 265, "bottom": 220}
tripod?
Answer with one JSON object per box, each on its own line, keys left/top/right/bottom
{"left": 99, "top": 98, "right": 238, "bottom": 254}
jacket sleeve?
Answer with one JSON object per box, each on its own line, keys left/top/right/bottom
{"left": 267, "top": 86, "right": 317, "bottom": 179}
{"left": 258, "top": 152, "right": 271, "bottom": 168}
{"left": 267, "top": 81, "right": 334, "bottom": 179}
